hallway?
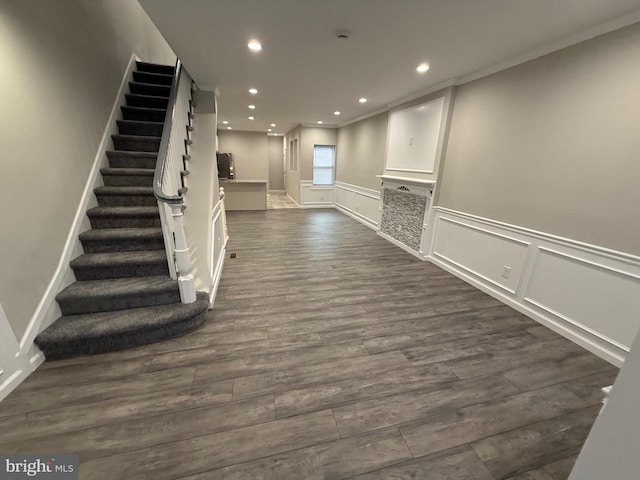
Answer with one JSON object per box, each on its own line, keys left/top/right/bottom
{"left": 267, "top": 191, "right": 298, "bottom": 209}
{"left": 0, "top": 210, "right": 617, "bottom": 479}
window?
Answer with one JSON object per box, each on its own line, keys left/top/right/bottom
{"left": 289, "top": 139, "right": 298, "bottom": 171}
{"left": 313, "top": 145, "right": 335, "bottom": 185}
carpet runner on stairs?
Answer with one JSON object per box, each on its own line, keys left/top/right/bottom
{"left": 35, "top": 61, "right": 208, "bottom": 360}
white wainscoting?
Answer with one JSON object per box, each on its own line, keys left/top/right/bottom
{"left": 428, "top": 207, "right": 640, "bottom": 366}
{"left": 0, "top": 303, "right": 44, "bottom": 402}
{"left": 209, "top": 197, "right": 228, "bottom": 307}
{"left": 299, "top": 180, "right": 334, "bottom": 208}
{"left": 334, "top": 181, "right": 381, "bottom": 230}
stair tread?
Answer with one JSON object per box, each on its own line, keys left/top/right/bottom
{"left": 113, "top": 131, "right": 163, "bottom": 138}
{"left": 106, "top": 150, "right": 157, "bottom": 158}
{"left": 125, "top": 93, "right": 170, "bottom": 101}
{"left": 71, "top": 250, "right": 167, "bottom": 268}
{"left": 57, "top": 276, "right": 177, "bottom": 301}
{"left": 37, "top": 293, "right": 207, "bottom": 344}
{"left": 136, "top": 61, "right": 175, "bottom": 71}
{"left": 79, "top": 227, "right": 162, "bottom": 240}
{"left": 100, "top": 168, "right": 155, "bottom": 176}
{"left": 121, "top": 105, "right": 167, "bottom": 113}
{"left": 129, "top": 82, "right": 171, "bottom": 96}
{"left": 87, "top": 206, "right": 159, "bottom": 216}
{"left": 134, "top": 71, "right": 173, "bottom": 80}
{"left": 94, "top": 186, "right": 154, "bottom": 195}
{"left": 117, "top": 120, "right": 164, "bottom": 126}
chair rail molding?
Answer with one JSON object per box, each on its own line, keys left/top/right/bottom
{"left": 427, "top": 207, "right": 640, "bottom": 366}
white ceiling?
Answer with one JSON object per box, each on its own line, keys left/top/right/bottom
{"left": 139, "top": 0, "right": 640, "bottom": 135}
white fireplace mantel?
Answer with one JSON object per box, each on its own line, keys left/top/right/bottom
{"left": 377, "top": 175, "right": 436, "bottom": 186}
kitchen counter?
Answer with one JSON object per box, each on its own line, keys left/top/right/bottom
{"left": 219, "top": 179, "right": 267, "bottom": 210}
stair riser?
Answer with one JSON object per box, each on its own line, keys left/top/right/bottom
{"left": 129, "top": 82, "right": 170, "bottom": 97}
{"left": 117, "top": 121, "right": 163, "bottom": 137}
{"left": 106, "top": 154, "right": 156, "bottom": 169}
{"left": 89, "top": 216, "right": 161, "bottom": 229}
{"left": 72, "top": 263, "right": 169, "bottom": 281}
{"left": 37, "top": 310, "right": 205, "bottom": 360}
{"left": 133, "top": 71, "right": 173, "bottom": 86}
{"left": 136, "top": 62, "right": 175, "bottom": 75}
{"left": 95, "top": 194, "right": 157, "bottom": 207}
{"left": 125, "top": 94, "right": 169, "bottom": 109}
{"left": 58, "top": 290, "right": 180, "bottom": 316}
{"left": 102, "top": 175, "right": 154, "bottom": 187}
{"left": 121, "top": 107, "right": 166, "bottom": 123}
{"left": 112, "top": 136, "right": 160, "bottom": 152}
{"left": 80, "top": 238, "right": 165, "bottom": 253}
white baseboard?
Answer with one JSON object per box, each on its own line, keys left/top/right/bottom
{"left": 377, "top": 231, "right": 426, "bottom": 261}
{"left": 300, "top": 203, "right": 335, "bottom": 209}
{"left": 14, "top": 55, "right": 138, "bottom": 361}
{"left": 285, "top": 193, "right": 300, "bottom": 206}
{"left": 0, "top": 303, "right": 45, "bottom": 402}
{"left": 334, "top": 204, "right": 377, "bottom": 231}
{"left": 428, "top": 207, "right": 640, "bottom": 367}
{"left": 0, "top": 351, "right": 44, "bottom": 403}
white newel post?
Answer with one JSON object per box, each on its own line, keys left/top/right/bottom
{"left": 170, "top": 203, "right": 196, "bottom": 303}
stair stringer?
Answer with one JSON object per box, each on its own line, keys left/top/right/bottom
{"left": 17, "top": 54, "right": 139, "bottom": 358}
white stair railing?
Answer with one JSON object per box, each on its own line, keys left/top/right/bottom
{"left": 153, "top": 59, "right": 196, "bottom": 303}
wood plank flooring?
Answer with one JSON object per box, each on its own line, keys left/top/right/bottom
{"left": 0, "top": 209, "right": 618, "bottom": 479}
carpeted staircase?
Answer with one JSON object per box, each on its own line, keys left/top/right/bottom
{"left": 35, "top": 61, "right": 208, "bottom": 360}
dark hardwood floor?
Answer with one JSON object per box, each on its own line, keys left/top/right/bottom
{"left": 0, "top": 209, "right": 618, "bottom": 479}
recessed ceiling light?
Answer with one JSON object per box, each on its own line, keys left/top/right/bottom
{"left": 249, "top": 88, "right": 258, "bottom": 94}
{"left": 248, "top": 40, "right": 262, "bottom": 52}
{"left": 248, "top": 116, "right": 254, "bottom": 120}
{"left": 334, "top": 111, "right": 341, "bottom": 116}
{"left": 248, "top": 105, "right": 256, "bottom": 110}
{"left": 317, "top": 121, "right": 323, "bottom": 124}
{"left": 222, "top": 120, "right": 229, "bottom": 124}
{"left": 416, "top": 63, "right": 430, "bottom": 73}
{"left": 270, "top": 123, "right": 276, "bottom": 127}
{"left": 359, "top": 98, "right": 367, "bottom": 103}
{"left": 267, "top": 128, "right": 272, "bottom": 132}
{"left": 227, "top": 127, "right": 232, "bottom": 130}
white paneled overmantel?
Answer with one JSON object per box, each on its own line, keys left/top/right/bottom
{"left": 385, "top": 97, "right": 445, "bottom": 174}
{"left": 377, "top": 175, "right": 435, "bottom": 259}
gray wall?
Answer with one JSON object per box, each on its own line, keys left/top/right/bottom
{"left": 335, "top": 112, "right": 389, "bottom": 191}
{"left": 217, "top": 130, "right": 269, "bottom": 181}
{"left": 438, "top": 22, "right": 640, "bottom": 256}
{"left": 0, "top": 0, "right": 175, "bottom": 339}
{"left": 268, "top": 136, "right": 285, "bottom": 191}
